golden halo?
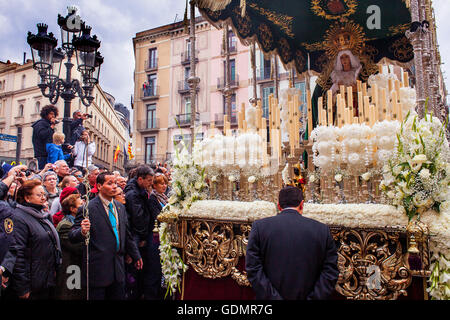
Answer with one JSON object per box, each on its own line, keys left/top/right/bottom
{"left": 324, "top": 21, "right": 366, "bottom": 58}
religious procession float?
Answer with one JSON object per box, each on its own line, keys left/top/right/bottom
{"left": 157, "top": 0, "right": 450, "bottom": 300}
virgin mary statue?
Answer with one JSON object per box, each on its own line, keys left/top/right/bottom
{"left": 330, "top": 50, "right": 362, "bottom": 94}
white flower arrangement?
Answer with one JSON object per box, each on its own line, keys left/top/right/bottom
{"left": 303, "top": 203, "right": 408, "bottom": 229}
{"left": 183, "top": 200, "right": 277, "bottom": 221}
{"left": 159, "top": 222, "right": 188, "bottom": 297}
{"left": 380, "top": 110, "right": 450, "bottom": 220}
{"left": 158, "top": 138, "right": 207, "bottom": 296}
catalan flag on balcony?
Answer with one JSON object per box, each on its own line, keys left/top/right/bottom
{"left": 113, "top": 144, "right": 120, "bottom": 163}
{"left": 128, "top": 142, "right": 134, "bottom": 160}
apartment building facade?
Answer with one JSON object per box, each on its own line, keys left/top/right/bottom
{"left": 133, "top": 17, "right": 251, "bottom": 164}
{"left": 132, "top": 17, "right": 313, "bottom": 165}
{"left": 0, "top": 59, "right": 128, "bottom": 173}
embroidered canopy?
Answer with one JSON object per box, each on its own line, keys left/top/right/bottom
{"left": 196, "top": 0, "right": 414, "bottom": 76}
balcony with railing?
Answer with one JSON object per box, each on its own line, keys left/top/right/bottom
{"left": 214, "top": 113, "right": 238, "bottom": 127}
{"left": 175, "top": 112, "right": 200, "bottom": 127}
{"left": 221, "top": 42, "right": 238, "bottom": 55}
{"left": 256, "top": 68, "right": 272, "bottom": 82}
{"left": 145, "top": 58, "right": 158, "bottom": 71}
{"left": 136, "top": 119, "right": 160, "bottom": 133}
{"left": 142, "top": 86, "right": 160, "bottom": 100}
{"left": 181, "top": 50, "right": 199, "bottom": 65}
{"left": 177, "top": 80, "right": 200, "bottom": 94}
{"left": 217, "top": 75, "right": 239, "bottom": 90}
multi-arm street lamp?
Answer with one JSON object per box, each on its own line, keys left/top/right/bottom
{"left": 27, "top": 7, "right": 103, "bottom": 140}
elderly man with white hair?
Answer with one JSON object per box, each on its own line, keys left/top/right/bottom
{"left": 53, "top": 160, "right": 71, "bottom": 183}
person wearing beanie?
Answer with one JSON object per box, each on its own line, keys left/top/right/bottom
{"left": 52, "top": 187, "right": 79, "bottom": 227}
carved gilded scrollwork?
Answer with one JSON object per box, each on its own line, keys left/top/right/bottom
{"left": 231, "top": 267, "right": 251, "bottom": 287}
{"left": 175, "top": 218, "right": 428, "bottom": 296}
{"left": 184, "top": 220, "right": 240, "bottom": 279}
{"left": 331, "top": 228, "right": 412, "bottom": 300}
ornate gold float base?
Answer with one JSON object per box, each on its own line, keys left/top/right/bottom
{"left": 167, "top": 217, "right": 430, "bottom": 300}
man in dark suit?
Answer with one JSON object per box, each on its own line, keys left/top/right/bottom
{"left": 69, "top": 171, "right": 143, "bottom": 300}
{"left": 246, "top": 186, "right": 339, "bottom": 300}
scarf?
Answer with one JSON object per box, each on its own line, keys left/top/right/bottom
{"left": 17, "top": 204, "right": 62, "bottom": 265}
{"left": 152, "top": 190, "right": 168, "bottom": 207}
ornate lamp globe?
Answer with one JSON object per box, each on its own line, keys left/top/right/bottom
{"left": 57, "top": 6, "right": 83, "bottom": 50}
{"left": 72, "top": 24, "right": 101, "bottom": 82}
{"left": 88, "top": 51, "right": 104, "bottom": 85}
{"left": 27, "top": 23, "right": 57, "bottom": 73}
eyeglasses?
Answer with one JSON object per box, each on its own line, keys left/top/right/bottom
{"left": 32, "top": 193, "right": 48, "bottom": 199}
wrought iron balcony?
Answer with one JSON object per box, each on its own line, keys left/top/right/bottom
{"left": 178, "top": 80, "right": 200, "bottom": 94}
{"left": 217, "top": 75, "right": 239, "bottom": 90}
{"left": 142, "top": 86, "right": 160, "bottom": 100}
{"left": 175, "top": 112, "right": 200, "bottom": 126}
{"left": 136, "top": 119, "right": 160, "bottom": 132}
{"left": 214, "top": 113, "right": 238, "bottom": 126}
{"left": 145, "top": 58, "right": 158, "bottom": 71}
{"left": 181, "top": 50, "right": 199, "bottom": 65}
{"left": 221, "top": 42, "right": 238, "bottom": 55}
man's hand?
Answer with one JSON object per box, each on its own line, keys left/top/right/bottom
{"left": 81, "top": 218, "right": 91, "bottom": 237}
{"left": 8, "top": 165, "right": 27, "bottom": 177}
{"left": 138, "top": 241, "right": 147, "bottom": 248}
{"left": 135, "top": 259, "right": 143, "bottom": 270}
{"left": 19, "top": 292, "right": 30, "bottom": 299}
{"left": 0, "top": 268, "right": 8, "bottom": 289}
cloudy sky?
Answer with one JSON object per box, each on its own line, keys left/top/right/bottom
{"left": 1, "top": 0, "right": 449, "bottom": 110}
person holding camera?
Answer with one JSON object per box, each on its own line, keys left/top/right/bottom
{"left": 69, "top": 110, "right": 91, "bottom": 146}
{"left": 73, "top": 130, "right": 96, "bottom": 170}
{"left": 32, "top": 105, "right": 59, "bottom": 170}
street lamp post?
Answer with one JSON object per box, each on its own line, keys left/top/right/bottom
{"left": 27, "top": 7, "right": 103, "bottom": 141}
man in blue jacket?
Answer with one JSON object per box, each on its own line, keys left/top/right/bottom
{"left": 246, "top": 186, "right": 339, "bottom": 300}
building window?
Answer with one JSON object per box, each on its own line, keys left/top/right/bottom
{"left": 148, "top": 48, "right": 157, "bottom": 69}
{"left": 223, "top": 59, "right": 236, "bottom": 82}
{"left": 144, "top": 74, "right": 157, "bottom": 96}
{"left": 260, "top": 53, "right": 271, "bottom": 80}
{"left": 18, "top": 104, "right": 24, "bottom": 117}
{"left": 184, "top": 96, "right": 191, "bottom": 116}
{"left": 294, "top": 81, "right": 307, "bottom": 115}
{"left": 186, "top": 39, "right": 191, "bottom": 58}
{"left": 223, "top": 93, "right": 237, "bottom": 123}
{"left": 146, "top": 104, "right": 157, "bottom": 128}
{"left": 262, "top": 87, "right": 274, "bottom": 119}
{"left": 21, "top": 75, "right": 26, "bottom": 89}
{"left": 35, "top": 101, "right": 41, "bottom": 114}
{"left": 228, "top": 30, "right": 237, "bottom": 51}
{"left": 145, "top": 136, "right": 156, "bottom": 164}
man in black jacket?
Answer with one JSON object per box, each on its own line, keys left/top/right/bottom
{"left": 69, "top": 172, "right": 143, "bottom": 300}
{"left": 246, "top": 186, "right": 339, "bottom": 300}
{"left": 32, "top": 105, "right": 59, "bottom": 170}
{"left": 123, "top": 165, "right": 157, "bottom": 299}
{"left": 69, "top": 110, "right": 88, "bottom": 145}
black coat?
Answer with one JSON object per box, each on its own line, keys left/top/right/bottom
{"left": 55, "top": 216, "right": 83, "bottom": 300}
{"left": 124, "top": 179, "right": 154, "bottom": 241}
{"left": 32, "top": 118, "right": 55, "bottom": 158}
{"left": 8, "top": 205, "right": 60, "bottom": 297}
{"left": 68, "top": 196, "right": 141, "bottom": 288}
{"left": 69, "top": 118, "right": 85, "bottom": 145}
{"left": 246, "top": 209, "right": 339, "bottom": 300}
{"left": 0, "top": 200, "right": 16, "bottom": 275}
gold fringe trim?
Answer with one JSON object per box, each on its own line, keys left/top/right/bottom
{"left": 195, "top": 0, "right": 232, "bottom": 11}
